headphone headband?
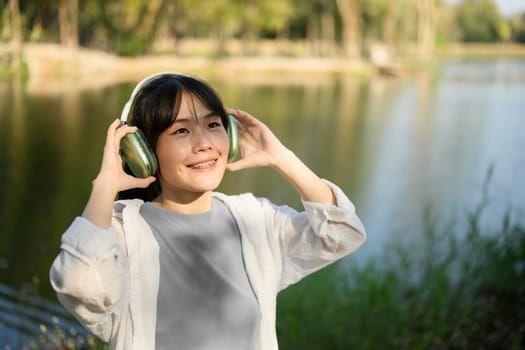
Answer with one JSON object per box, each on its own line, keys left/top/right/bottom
{"left": 119, "top": 71, "right": 190, "bottom": 123}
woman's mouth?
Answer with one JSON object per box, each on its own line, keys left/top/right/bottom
{"left": 188, "top": 159, "right": 217, "bottom": 169}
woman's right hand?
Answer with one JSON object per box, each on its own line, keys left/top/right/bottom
{"left": 95, "top": 119, "right": 156, "bottom": 194}
{"left": 82, "top": 120, "right": 156, "bottom": 228}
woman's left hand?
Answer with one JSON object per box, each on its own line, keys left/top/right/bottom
{"left": 225, "top": 107, "right": 335, "bottom": 205}
{"left": 224, "top": 107, "right": 288, "bottom": 172}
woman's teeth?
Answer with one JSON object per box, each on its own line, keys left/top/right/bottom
{"left": 190, "top": 160, "right": 216, "bottom": 169}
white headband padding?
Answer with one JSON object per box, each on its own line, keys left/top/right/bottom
{"left": 119, "top": 71, "right": 190, "bottom": 123}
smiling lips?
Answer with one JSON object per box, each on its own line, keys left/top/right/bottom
{"left": 188, "top": 159, "right": 217, "bottom": 170}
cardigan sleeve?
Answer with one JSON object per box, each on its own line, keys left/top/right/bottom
{"left": 274, "top": 180, "right": 366, "bottom": 290}
{"left": 49, "top": 215, "right": 129, "bottom": 342}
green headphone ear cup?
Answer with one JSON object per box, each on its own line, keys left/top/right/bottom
{"left": 226, "top": 114, "right": 240, "bottom": 163}
{"left": 120, "top": 128, "right": 159, "bottom": 178}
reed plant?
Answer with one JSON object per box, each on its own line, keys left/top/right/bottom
{"left": 276, "top": 208, "right": 525, "bottom": 349}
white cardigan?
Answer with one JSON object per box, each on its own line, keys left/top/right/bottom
{"left": 50, "top": 180, "right": 366, "bottom": 350}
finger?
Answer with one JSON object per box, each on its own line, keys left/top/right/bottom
{"left": 224, "top": 107, "right": 239, "bottom": 117}
{"left": 225, "top": 108, "right": 260, "bottom": 130}
{"left": 105, "top": 120, "right": 136, "bottom": 146}
{"left": 128, "top": 176, "right": 156, "bottom": 189}
{"left": 105, "top": 119, "right": 121, "bottom": 147}
{"left": 112, "top": 125, "right": 139, "bottom": 154}
{"left": 225, "top": 162, "right": 242, "bottom": 172}
{"left": 115, "top": 124, "right": 138, "bottom": 139}
{"left": 108, "top": 118, "right": 121, "bottom": 134}
{"left": 226, "top": 158, "right": 254, "bottom": 172}
{"left": 225, "top": 107, "right": 251, "bottom": 121}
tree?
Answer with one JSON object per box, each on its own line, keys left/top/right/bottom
{"left": 94, "top": 0, "right": 168, "bottom": 55}
{"left": 235, "top": 0, "right": 294, "bottom": 55}
{"left": 511, "top": 13, "right": 525, "bottom": 43}
{"left": 289, "top": 0, "right": 337, "bottom": 56}
{"left": 58, "top": 0, "right": 78, "bottom": 48}
{"left": 416, "top": 0, "right": 438, "bottom": 59}
{"left": 381, "top": 0, "right": 397, "bottom": 46}
{"left": 456, "top": 0, "right": 505, "bottom": 42}
{"left": 6, "top": 0, "right": 23, "bottom": 73}
{"left": 335, "top": 0, "right": 361, "bottom": 58}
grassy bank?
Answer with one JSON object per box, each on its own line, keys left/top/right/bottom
{"left": 276, "top": 211, "right": 525, "bottom": 349}
{"left": 2, "top": 42, "right": 525, "bottom": 93}
{"left": 1, "top": 42, "right": 374, "bottom": 89}
{"left": 438, "top": 42, "right": 525, "bottom": 58}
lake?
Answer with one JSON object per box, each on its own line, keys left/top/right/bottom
{"left": 1, "top": 58, "right": 524, "bottom": 347}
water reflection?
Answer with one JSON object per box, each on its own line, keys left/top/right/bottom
{"left": 0, "top": 283, "right": 94, "bottom": 349}
{"left": 1, "top": 58, "right": 524, "bottom": 344}
{"left": 359, "top": 59, "right": 525, "bottom": 257}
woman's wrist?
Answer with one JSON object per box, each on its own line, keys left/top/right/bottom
{"left": 269, "top": 146, "right": 296, "bottom": 172}
{"left": 81, "top": 176, "right": 119, "bottom": 228}
{"left": 271, "top": 147, "right": 335, "bottom": 205}
{"left": 91, "top": 174, "right": 119, "bottom": 199}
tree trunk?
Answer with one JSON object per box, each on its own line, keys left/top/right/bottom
{"left": 382, "top": 0, "right": 397, "bottom": 46}
{"left": 307, "top": 15, "right": 318, "bottom": 55}
{"left": 321, "top": 4, "right": 336, "bottom": 56}
{"left": 416, "top": 0, "right": 437, "bottom": 60}
{"left": 58, "top": 0, "right": 79, "bottom": 48}
{"left": 139, "top": 0, "right": 164, "bottom": 44}
{"left": 241, "top": 1, "right": 257, "bottom": 55}
{"left": 7, "top": 0, "right": 23, "bottom": 74}
{"left": 151, "top": 2, "right": 178, "bottom": 54}
{"left": 335, "top": 0, "right": 360, "bottom": 59}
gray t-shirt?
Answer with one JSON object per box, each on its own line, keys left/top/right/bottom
{"left": 140, "top": 198, "right": 259, "bottom": 350}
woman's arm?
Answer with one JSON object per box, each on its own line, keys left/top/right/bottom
{"left": 225, "top": 108, "right": 335, "bottom": 205}
{"left": 224, "top": 108, "right": 366, "bottom": 289}
{"left": 272, "top": 148, "right": 336, "bottom": 205}
{"left": 277, "top": 180, "right": 367, "bottom": 289}
{"left": 83, "top": 119, "right": 155, "bottom": 227}
{"left": 49, "top": 215, "right": 130, "bottom": 341}
{"left": 50, "top": 119, "right": 156, "bottom": 340}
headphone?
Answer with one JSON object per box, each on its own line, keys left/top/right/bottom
{"left": 119, "top": 72, "right": 240, "bottom": 178}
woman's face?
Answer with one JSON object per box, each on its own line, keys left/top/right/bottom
{"left": 155, "top": 92, "right": 229, "bottom": 200}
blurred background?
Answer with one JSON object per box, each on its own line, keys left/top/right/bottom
{"left": 1, "top": 0, "right": 525, "bottom": 349}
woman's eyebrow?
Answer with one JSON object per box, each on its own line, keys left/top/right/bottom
{"left": 174, "top": 111, "right": 218, "bottom": 123}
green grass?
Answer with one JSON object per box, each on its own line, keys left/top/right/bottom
{"left": 276, "top": 210, "right": 525, "bottom": 349}
{"left": 0, "top": 55, "right": 29, "bottom": 80}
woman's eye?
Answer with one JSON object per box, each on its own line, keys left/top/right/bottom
{"left": 173, "top": 128, "right": 189, "bottom": 135}
{"left": 208, "top": 121, "right": 222, "bottom": 128}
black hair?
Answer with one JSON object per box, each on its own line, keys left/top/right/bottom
{"left": 118, "top": 73, "right": 227, "bottom": 201}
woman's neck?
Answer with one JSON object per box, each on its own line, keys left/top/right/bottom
{"left": 153, "top": 191, "right": 213, "bottom": 214}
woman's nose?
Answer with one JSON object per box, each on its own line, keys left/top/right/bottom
{"left": 192, "top": 129, "right": 212, "bottom": 152}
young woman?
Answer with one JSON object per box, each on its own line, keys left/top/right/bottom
{"left": 49, "top": 72, "right": 366, "bottom": 350}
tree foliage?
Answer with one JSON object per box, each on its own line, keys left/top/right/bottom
{"left": 512, "top": 13, "right": 525, "bottom": 43}
{"left": 456, "top": 0, "right": 509, "bottom": 42}
{"left": 0, "top": 0, "right": 523, "bottom": 57}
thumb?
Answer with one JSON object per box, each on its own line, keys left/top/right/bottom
{"left": 226, "top": 160, "right": 245, "bottom": 172}
{"left": 226, "top": 158, "right": 256, "bottom": 172}
{"left": 129, "top": 176, "right": 157, "bottom": 189}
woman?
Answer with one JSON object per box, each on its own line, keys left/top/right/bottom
{"left": 49, "top": 72, "right": 366, "bottom": 350}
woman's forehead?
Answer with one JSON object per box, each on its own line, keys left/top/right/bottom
{"left": 175, "top": 92, "right": 215, "bottom": 119}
